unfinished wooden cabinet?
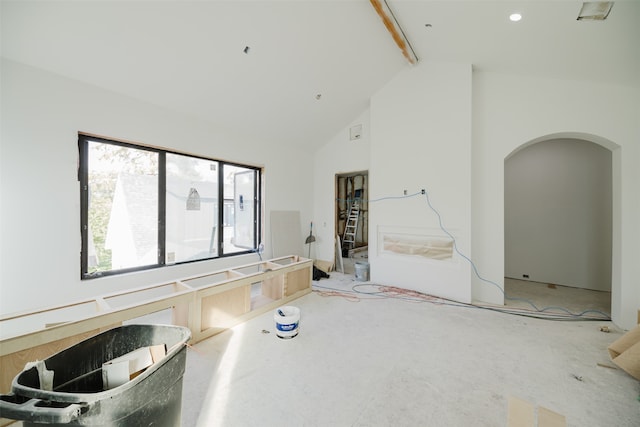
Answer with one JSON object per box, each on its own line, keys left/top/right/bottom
{"left": 200, "top": 286, "right": 251, "bottom": 331}
{"left": 183, "top": 257, "right": 312, "bottom": 342}
{"left": 285, "top": 267, "right": 312, "bottom": 296}
{"left": 0, "top": 255, "right": 312, "bottom": 426}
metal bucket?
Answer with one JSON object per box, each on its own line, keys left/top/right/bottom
{"left": 354, "top": 262, "right": 370, "bottom": 281}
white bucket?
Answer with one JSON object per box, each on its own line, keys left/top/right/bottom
{"left": 354, "top": 261, "right": 370, "bottom": 281}
{"left": 274, "top": 306, "right": 300, "bottom": 339}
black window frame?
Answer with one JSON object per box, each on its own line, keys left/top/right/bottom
{"left": 79, "top": 133, "right": 262, "bottom": 280}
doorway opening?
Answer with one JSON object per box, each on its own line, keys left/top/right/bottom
{"left": 335, "top": 171, "right": 368, "bottom": 275}
{"left": 504, "top": 138, "right": 612, "bottom": 316}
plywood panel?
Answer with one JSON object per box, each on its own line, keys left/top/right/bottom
{"left": 200, "top": 286, "right": 250, "bottom": 331}
{"left": 271, "top": 211, "right": 302, "bottom": 257}
{"left": 285, "top": 267, "right": 311, "bottom": 296}
{"left": 262, "top": 277, "right": 284, "bottom": 300}
{"left": 171, "top": 300, "right": 192, "bottom": 328}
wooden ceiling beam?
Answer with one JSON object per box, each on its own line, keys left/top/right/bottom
{"left": 370, "top": 0, "right": 418, "bottom": 65}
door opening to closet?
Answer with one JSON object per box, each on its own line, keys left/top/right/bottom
{"left": 335, "top": 171, "right": 368, "bottom": 275}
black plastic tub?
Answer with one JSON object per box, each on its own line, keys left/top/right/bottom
{"left": 0, "top": 324, "right": 191, "bottom": 426}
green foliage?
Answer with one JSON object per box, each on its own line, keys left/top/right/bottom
{"left": 88, "top": 171, "right": 115, "bottom": 272}
{"left": 87, "top": 142, "right": 160, "bottom": 273}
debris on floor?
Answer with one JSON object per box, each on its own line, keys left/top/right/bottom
{"left": 507, "top": 396, "right": 567, "bottom": 427}
{"left": 313, "top": 259, "right": 334, "bottom": 273}
{"left": 607, "top": 324, "right": 640, "bottom": 380}
{"left": 312, "top": 265, "right": 330, "bottom": 281}
{"left": 596, "top": 362, "right": 617, "bottom": 370}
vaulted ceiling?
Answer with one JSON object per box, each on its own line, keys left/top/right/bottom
{"left": 2, "top": 1, "right": 638, "bottom": 149}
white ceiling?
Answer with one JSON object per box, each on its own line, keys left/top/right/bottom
{"left": 2, "top": 1, "right": 639, "bottom": 150}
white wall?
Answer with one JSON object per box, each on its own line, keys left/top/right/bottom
{"left": 368, "top": 62, "right": 473, "bottom": 303}
{"left": 312, "top": 110, "right": 371, "bottom": 264}
{"left": 0, "top": 59, "right": 313, "bottom": 315}
{"left": 313, "top": 65, "right": 638, "bottom": 329}
{"left": 472, "top": 71, "right": 640, "bottom": 329}
{"left": 505, "top": 138, "right": 612, "bottom": 291}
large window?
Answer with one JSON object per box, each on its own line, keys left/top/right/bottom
{"left": 79, "top": 134, "right": 261, "bottom": 279}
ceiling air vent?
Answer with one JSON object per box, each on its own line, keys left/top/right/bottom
{"left": 577, "top": 2, "right": 614, "bottom": 21}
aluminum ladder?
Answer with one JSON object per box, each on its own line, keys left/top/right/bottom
{"left": 342, "top": 198, "right": 360, "bottom": 250}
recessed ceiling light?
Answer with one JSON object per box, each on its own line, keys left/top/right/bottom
{"left": 577, "top": 1, "right": 613, "bottom": 21}
{"left": 509, "top": 13, "right": 522, "bottom": 22}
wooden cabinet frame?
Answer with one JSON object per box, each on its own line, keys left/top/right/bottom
{"left": 0, "top": 255, "right": 312, "bottom": 425}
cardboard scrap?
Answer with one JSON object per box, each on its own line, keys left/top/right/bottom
{"left": 507, "top": 397, "right": 567, "bottom": 427}
{"left": 24, "top": 360, "right": 54, "bottom": 391}
{"left": 313, "top": 259, "right": 334, "bottom": 273}
{"left": 149, "top": 344, "right": 166, "bottom": 365}
{"left": 607, "top": 324, "right": 640, "bottom": 381}
{"left": 507, "top": 396, "right": 534, "bottom": 427}
{"left": 538, "top": 406, "right": 566, "bottom": 427}
{"left": 102, "top": 344, "right": 166, "bottom": 389}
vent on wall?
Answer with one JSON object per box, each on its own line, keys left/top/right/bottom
{"left": 577, "top": 1, "right": 614, "bottom": 20}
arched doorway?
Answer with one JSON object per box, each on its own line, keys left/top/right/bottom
{"left": 504, "top": 136, "right": 614, "bottom": 315}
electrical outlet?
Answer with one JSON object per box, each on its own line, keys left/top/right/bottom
{"left": 523, "top": 274, "right": 529, "bottom": 279}
{"left": 167, "top": 252, "right": 175, "bottom": 263}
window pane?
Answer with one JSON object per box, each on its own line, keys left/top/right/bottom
{"left": 223, "top": 165, "right": 256, "bottom": 254}
{"left": 166, "top": 154, "right": 219, "bottom": 263}
{"left": 88, "top": 141, "right": 158, "bottom": 274}
{"left": 81, "top": 135, "right": 262, "bottom": 279}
